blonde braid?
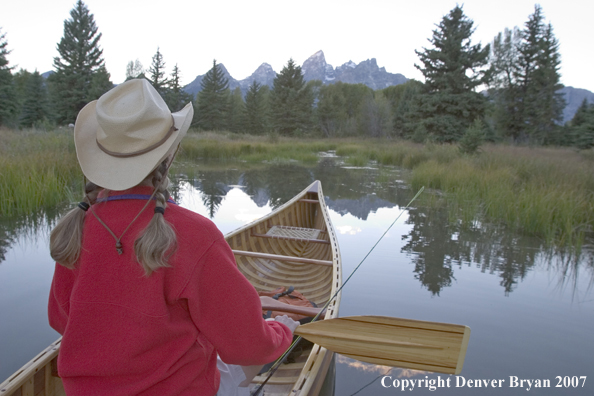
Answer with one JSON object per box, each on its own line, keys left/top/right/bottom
{"left": 50, "top": 182, "right": 102, "bottom": 268}
{"left": 134, "top": 161, "right": 177, "bottom": 276}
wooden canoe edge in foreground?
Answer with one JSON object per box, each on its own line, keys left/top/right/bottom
{"left": 0, "top": 338, "right": 65, "bottom": 396}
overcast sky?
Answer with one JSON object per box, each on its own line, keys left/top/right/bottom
{"left": 2, "top": 0, "right": 593, "bottom": 92}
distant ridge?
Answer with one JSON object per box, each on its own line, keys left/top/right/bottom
{"left": 560, "top": 86, "right": 594, "bottom": 123}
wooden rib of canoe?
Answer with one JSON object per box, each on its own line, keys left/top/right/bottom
{"left": 0, "top": 180, "right": 342, "bottom": 396}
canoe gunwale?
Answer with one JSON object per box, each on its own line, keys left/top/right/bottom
{"left": 0, "top": 338, "right": 64, "bottom": 396}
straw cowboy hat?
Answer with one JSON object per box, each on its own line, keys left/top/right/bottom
{"left": 74, "top": 79, "right": 193, "bottom": 191}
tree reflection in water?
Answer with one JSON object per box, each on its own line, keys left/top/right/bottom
{"left": 174, "top": 158, "right": 594, "bottom": 297}
{"left": 2, "top": 157, "right": 593, "bottom": 298}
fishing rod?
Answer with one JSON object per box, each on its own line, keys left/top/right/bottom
{"left": 251, "top": 186, "right": 425, "bottom": 396}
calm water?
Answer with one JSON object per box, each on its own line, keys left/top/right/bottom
{"left": 1, "top": 157, "right": 593, "bottom": 395}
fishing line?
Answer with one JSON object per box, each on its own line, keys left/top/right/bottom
{"left": 251, "top": 186, "right": 425, "bottom": 396}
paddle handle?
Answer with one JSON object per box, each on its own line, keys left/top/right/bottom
{"left": 260, "top": 296, "right": 323, "bottom": 318}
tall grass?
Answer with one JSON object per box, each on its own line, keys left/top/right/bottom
{"left": 178, "top": 132, "right": 336, "bottom": 164}
{"left": 3, "top": 128, "right": 593, "bottom": 249}
{"left": 0, "top": 128, "right": 82, "bottom": 216}
{"left": 410, "top": 145, "right": 594, "bottom": 247}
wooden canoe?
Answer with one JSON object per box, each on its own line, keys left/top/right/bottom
{"left": 0, "top": 180, "right": 341, "bottom": 396}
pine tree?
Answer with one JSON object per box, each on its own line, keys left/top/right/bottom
{"left": 13, "top": 69, "right": 32, "bottom": 107}
{"left": 20, "top": 70, "right": 50, "bottom": 128}
{"left": 0, "top": 28, "right": 18, "bottom": 126}
{"left": 533, "top": 23, "right": 565, "bottom": 143}
{"left": 86, "top": 64, "right": 113, "bottom": 102}
{"left": 149, "top": 48, "right": 168, "bottom": 96}
{"left": 48, "top": 0, "right": 110, "bottom": 124}
{"left": 515, "top": 5, "right": 546, "bottom": 140}
{"left": 574, "top": 108, "right": 594, "bottom": 150}
{"left": 489, "top": 28, "right": 523, "bottom": 140}
{"left": 165, "top": 64, "right": 192, "bottom": 112}
{"left": 270, "top": 59, "right": 313, "bottom": 136}
{"left": 381, "top": 80, "right": 424, "bottom": 138}
{"left": 570, "top": 99, "right": 591, "bottom": 127}
{"left": 243, "top": 81, "right": 269, "bottom": 135}
{"left": 570, "top": 100, "right": 594, "bottom": 149}
{"left": 227, "top": 87, "right": 244, "bottom": 133}
{"left": 412, "top": 6, "right": 491, "bottom": 142}
{"left": 458, "top": 118, "right": 486, "bottom": 155}
{"left": 491, "top": 5, "right": 565, "bottom": 143}
{"left": 196, "top": 60, "right": 229, "bottom": 131}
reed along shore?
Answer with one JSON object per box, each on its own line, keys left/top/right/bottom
{"left": 2, "top": 128, "right": 593, "bottom": 248}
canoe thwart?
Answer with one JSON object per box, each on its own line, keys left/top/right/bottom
{"left": 232, "top": 250, "right": 333, "bottom": 267}
{"left": 298, "top": 199, "right": 320, "bottom": 203}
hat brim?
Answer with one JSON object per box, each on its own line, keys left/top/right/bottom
{"left": 74, "top": 101, "right": 194, "bottom": 191}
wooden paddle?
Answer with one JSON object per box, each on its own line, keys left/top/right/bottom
{"left": 260, "top": 297, "right": 470, "bottom": 375}
{"left": 293, "top": 315, "right": 470, "bottom": 375}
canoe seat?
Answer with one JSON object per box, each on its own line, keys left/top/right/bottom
{"left": 251, "top": 225, "right": 330, "bottom": 244}
{"left": 267, "top": 226, "right": 320, "bottom": 240}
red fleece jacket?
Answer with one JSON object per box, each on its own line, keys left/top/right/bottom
{"left": 48, "top": 186, "right": 292, "bottom": 396}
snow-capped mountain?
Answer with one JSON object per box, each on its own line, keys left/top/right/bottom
{"left": 182, "top": 50, "right": 408, "bottom": 97}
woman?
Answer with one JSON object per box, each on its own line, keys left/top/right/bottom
{"left": 48, "top": 79, "right": 297, "bottom": 395}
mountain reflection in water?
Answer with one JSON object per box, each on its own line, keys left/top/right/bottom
{"left": 166, "top": 159, "right": 594, "bottom": 297}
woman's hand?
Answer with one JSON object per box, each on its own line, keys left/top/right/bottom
{"left": 273, "top": 315, "right": 300, "bottom": 333}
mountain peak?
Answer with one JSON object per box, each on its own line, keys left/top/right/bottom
{"left": 311, "top": 50, "right": 325, "bottom": 59}
{"left": 334, "top": 58, "right": 407, "bottom": 89}
{"left": 338, "top": 61, "right": 357, "bottom": 70}
{"left": 255, "top": 62, "right": 274, "bottom": 72}
{"left": 237, "top": 62, "right": 277, "bottom": 91}
{"left": 182, "top": 50, "right": 409, "bottom": 96}
{"left": 302, "top": 50, "right": 335, "bottom": 82}
{"left": 217, "top": 63, "right": 230, "bottom": 75}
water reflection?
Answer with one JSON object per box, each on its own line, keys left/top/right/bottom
{"left": 178, "top": 157, "right": 594, "bottom": 297}
{"left": 0, "top": 226, "right": 12, "bottom": 263}
{"left": 2, "top": 158, "right": 594, "bottom": 393}
{"left": 401, "top": 207, "right": 456, "bottom": 295}
{"left": 1, "top": 158, "right": 593, "bottom": 297}
{"left": 0, "top": 209, "right": 61, "bottom": 265}
{"left": 545, "top": 250, "right": 594, "bottom": 301}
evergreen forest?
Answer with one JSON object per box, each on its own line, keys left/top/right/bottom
{"left": 1, "top": 2, "right": 594, "bottom": 150}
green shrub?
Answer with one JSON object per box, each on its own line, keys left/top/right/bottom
{"left": 458, "top": 119, "right": 486, "bottom": 155}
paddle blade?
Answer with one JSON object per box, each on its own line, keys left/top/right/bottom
{"left": 294, "top": 315, "right": 471, "bottom": 375}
